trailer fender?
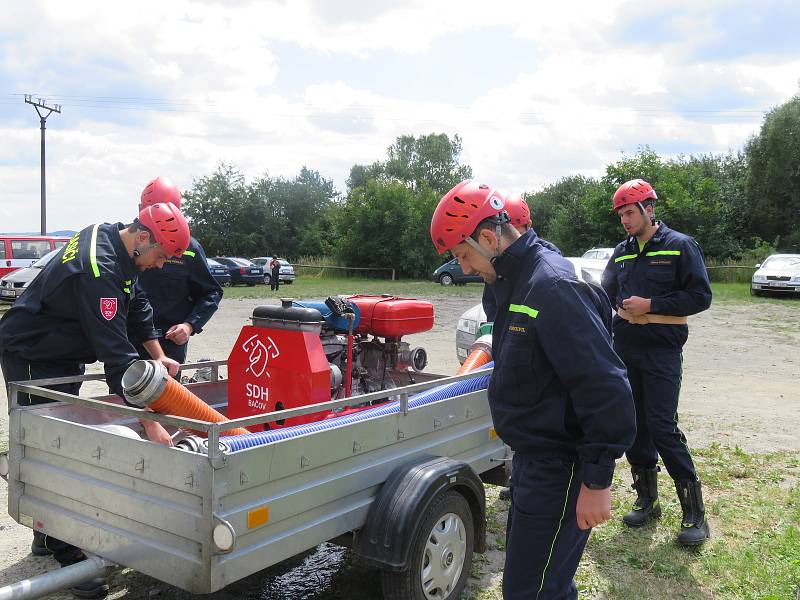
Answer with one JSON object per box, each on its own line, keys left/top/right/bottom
{"left": 354, "top": 454, "right": 486, "bottom": 572}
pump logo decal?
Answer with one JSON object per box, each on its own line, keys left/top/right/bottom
{"left": 242, "top": 334, "right": 280, "bottom": 378}
{"left": 100, "top": 297, "right": 118, "bottom": 320}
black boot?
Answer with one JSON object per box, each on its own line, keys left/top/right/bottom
{"left": 675, "top": 479, "right": 710, "bottom": 546}
{"left": 60, "top": 554, "right": 110, "bottom": 599}
{"left": 31, "top": 531, "right": 53, "bottom": 556}
{"left": 622, "top": 466, "right": 661, "bottom": 527}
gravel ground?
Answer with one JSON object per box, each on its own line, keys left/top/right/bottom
{"left": 1, "top": 292, "right": 798, "bottom": 599}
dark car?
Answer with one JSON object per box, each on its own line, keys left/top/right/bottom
{"left": 432, "top": 258, "right": 483, "bottom": 286}
{"left": 210, "top": 257, "right": 264, "bottom": 286}
{"left": 206, "top": 258, "right": 232, "bottom": 287}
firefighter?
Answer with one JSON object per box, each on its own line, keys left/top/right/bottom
{"left": 134, "top": 177, "right": 222, "bottom": 367}
{"left": 600, "top": 179, "right": 712, "bottom": 546}
{"left": 478, "top": 194, "right": 562, "bottom": 502}
{"left": 431, "top": 180, "right": 635, "bottom": 599}
{"left": 0, "top": 203, "right": 190, "bottom": 599}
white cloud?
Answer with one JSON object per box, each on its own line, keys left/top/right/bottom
{"left": 1, "top": 0, "right": 798, "bottom": 232}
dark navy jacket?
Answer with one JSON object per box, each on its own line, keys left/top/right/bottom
{"left": 489, "top": 230, "right": 635, "bottom": 488}
{"left": 134, "top": 237, "right": 222, "bottom": 337}
{"left": 601, "top": 222, "right": 712, "bottom": 350}
{"left": 0, "top": 223, "right": 157, "bottom": 398}
{"left": 482, "top": 234, "right": 561, "bottom": 322}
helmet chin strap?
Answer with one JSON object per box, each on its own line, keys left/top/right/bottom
{"left": 464, "top": 224, "right": 503, "bottom": 262}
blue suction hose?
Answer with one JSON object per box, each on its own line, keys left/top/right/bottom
{"left": 220, "top": 363, "right": 493, "bottom": 452}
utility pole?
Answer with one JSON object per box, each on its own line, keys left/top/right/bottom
{"left": 24, "top": 95, "right": 61, "bottom": 235}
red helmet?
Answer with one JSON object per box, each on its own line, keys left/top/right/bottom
{"left": 140, "top": 176, "right": 181, "bottom": 211}
{"left": 137, "top": 203, "right": 190, "bottom": 258}
{"left": 430, "top": 179, "right": 507, "bottom": 254}
{"left": 505, "top": 195, "right": 532, "bottom": 229}
{"left": 612, "top": 179, "right": 657, "bottom": 211}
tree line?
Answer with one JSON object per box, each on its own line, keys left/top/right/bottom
{"left": 183, "top": 95, "right": 800, "bottom": 278}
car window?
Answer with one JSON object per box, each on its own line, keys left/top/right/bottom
{"left": 32, "top": 248, "right": 61, "bottom": 268}
{"left": 762, "top": 256, "right": 800, "bottom": 269}
{"left": 11, "top": 240, "right": 51, "bottom": 260}
{"left": 0, "top": 243, "right": 5, "bottom": 260}
{"left": 207, "top": 258, "right": 222, "bottom": 267}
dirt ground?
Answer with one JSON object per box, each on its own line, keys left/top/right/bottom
{"left": 1, "top": 292, "right": 798, "bottom": 598}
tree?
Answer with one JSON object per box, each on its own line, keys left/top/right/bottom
{"left": 744, "top": 95, "right": 800, "bottom": 251}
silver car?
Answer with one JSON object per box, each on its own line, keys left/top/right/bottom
{"left": 750, "top": 254, "right": 800, "bottom": 296}
{"left": 250, "top": 256, "right": 296, "bottom": 285}
{"left": 0, "top": 248, "right": 60, "bottom": 303}
{"left": 455, "top": 257, "right": 605, "bottom": 363}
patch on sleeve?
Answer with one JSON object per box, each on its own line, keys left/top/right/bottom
{"left": 100, "top": 297, "right": 118, "bottom": 321}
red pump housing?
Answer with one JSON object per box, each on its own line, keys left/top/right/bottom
{"left": 347, "top": 295, "right": 434, "bottom": 337}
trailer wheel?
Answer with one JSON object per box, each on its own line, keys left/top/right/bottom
{"left": 381, "top": 491, "right": 474, "bottom": 600}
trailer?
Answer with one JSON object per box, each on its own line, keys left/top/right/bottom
{"left": 1, "top": 359, "right": 508, "bottom": 600}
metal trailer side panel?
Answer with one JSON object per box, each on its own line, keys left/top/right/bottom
{"left": 9, "top": 409, "right": 216, "bottom": 594}
{"left": 207, "top": 389, "right": 505, "bottom": 591}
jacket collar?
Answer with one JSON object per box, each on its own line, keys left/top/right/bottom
{"left": 493, "top": 229, "right": 538, "bottom": 282}
{"left": 111, "top": 223, "right": 138, "bottom": 281}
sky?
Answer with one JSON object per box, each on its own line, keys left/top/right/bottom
{"left": 1, "top": 0, "right": 799, "bottom": 233}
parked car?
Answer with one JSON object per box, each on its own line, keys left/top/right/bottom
{"left": 581, "top": 247, "right": 615, "bottom": 261}
{"left": 432, "top": 258, "right": 483, "bottom": 286}
{"left": 0, "top": 247, "right": 61, "bottom": 303}
{"left": 454, "top": 257, "right": 604, "bottom": 363}
{"left": 210, "top": 257, "right": 263, "bottom": 286}
{"left": 750, "top": 254, "right": 800, "bottom": 296}
{"left": 206, "top": 258, "right": 232, "bottom": 287}
{"left": 250, "top": 257, "right": 296, "bottom": 285}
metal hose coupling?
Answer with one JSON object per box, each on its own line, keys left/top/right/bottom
{"left": 122, "top": 360, "right": 170, "bottom": 407}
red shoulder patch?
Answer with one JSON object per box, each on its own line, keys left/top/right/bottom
{"left": 100, "top": 297, "right": 118, "bottom": 321}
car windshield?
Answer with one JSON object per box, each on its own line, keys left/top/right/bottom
{"left": 32, "top": 248, "right": 60, "bottom": 268}
{"left": 762, "top": 256, "right": 800, "bottom": 269}
{"left": 207, "top": 259, "right": 223, "bottom": 267}
{"left": 231, "top": 258, "right": 253, "bottom": 266}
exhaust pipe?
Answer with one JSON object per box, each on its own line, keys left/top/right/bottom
{"left": 0, "top": 556, "right": 116, "bottom": 600}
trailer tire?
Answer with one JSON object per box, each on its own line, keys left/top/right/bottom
{"left": 381, "top": 490, "right": 474, "bottom": 600}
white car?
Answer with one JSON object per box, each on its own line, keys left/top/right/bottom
{"left": 455, "top": 257, "right": 605, "bottom": 363}
{"left": 0, "top": 248, "right": 60, "bottom": 303}
{"left": 581, "top": 247, "right": 614, "bottom": 262}
{"left": 750, "top": 254, "right": 800, "bottom": 296}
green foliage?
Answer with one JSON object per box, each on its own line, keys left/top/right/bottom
{"left": 744, "top": 95, "right": 800, "bottom": 252}
{"left": 182, "top": 163, "right": 337, "bottom": 259}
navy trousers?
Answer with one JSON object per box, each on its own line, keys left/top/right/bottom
{"left": 615, "top": 346, "right": 696, "bottom": 481}
{"left": 1, "top": 350, "right": 86, "bottom": 565}
{"left": 503, "top": 455, "right": 590, "bottom": 600}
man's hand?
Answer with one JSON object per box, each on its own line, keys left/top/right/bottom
{"left": 140, "top": 418, "right": 173, "bottom": 446}
{"left": 159, "top": 356, "right": 180, "bottom": 378}
{"left": 576, "top": 484, "right": 612, "bottom": 530}
{"left": 165, "top": 322, "right": 194, "bottom": 346}
{"left": 621, "top": 295, "right": 651, "bottom": 317}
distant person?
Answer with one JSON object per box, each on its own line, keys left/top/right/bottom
{"left": 431, "top": 179, "right": 635, "bottom": 599}
{"left": 133, "top": 177, "right": 223, "bottom": 368}
{"left": 0, "top": 203, "right": 190, "bottom": 599}
{"left": 601, "top": 179, "right": 712, "bottom": 546}
{"left": 269, "top": 255, "right": 281, "bottom": 291}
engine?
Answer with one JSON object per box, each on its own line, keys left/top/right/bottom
{"left": 226, "top": 295, "right": 433, "bottom": 431}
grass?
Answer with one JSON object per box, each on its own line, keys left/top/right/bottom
{"left": 469, "top": 445, "right": 800, "bottom": 600}
{"left": 222, "top": 278, "right": 800, "bottom": 309}
{"left": 220, "top": 277, "right": 486, "bottom": 299}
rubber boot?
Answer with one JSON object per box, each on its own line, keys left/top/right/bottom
{"left": 60, "top": 554, "right": 110, "bottom": 599}
{"left": 30, "top": 531, "right": 53, "bottom": 556}
{"left": 622, "top": 466, "right": 662, "bottom": 527}
{"left": 675, "top": 479, "right": 710, "bottom": 546}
